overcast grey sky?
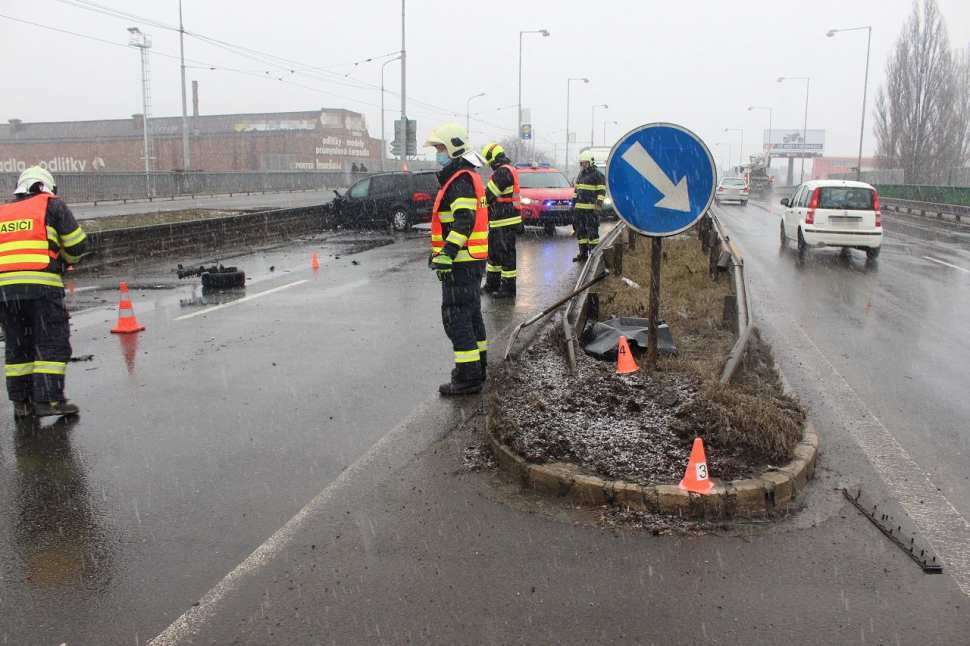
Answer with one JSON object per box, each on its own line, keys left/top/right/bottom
{"left": 3, "top": 0, "right": 970, "bottom": 167}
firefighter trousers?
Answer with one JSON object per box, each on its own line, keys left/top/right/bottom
{"left": 0, "top": 290, "right": 72, "bottom": 404}
{"left": 573, "top": 209, "right": 600, "bottom": 251}
{"left": 441, "top": 262, "right": 487, "bottom": 381}
{"left": 485, "top": 225, "right": 517, "bottom": 283}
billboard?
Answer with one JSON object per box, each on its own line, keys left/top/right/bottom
{"left": 763, "top": 129, "right": 825, "bottom": 158}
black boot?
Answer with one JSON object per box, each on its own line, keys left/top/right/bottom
{"left": 451, "top": 352, "right": 486, "bottom": 384}
{"left": 572, "top": 245, "right": 589, "bottom": 263}
{"left": 33, "top": 400, "right": 80, "bottom": 417}
{"left": 493, "top": 278, "right": 516, "bottom": 299}
{"left": 440, "top": 376, "right": 484, "bottom": 396}
{"left": 482, "top": 272, "right": 501, "bottom": 295}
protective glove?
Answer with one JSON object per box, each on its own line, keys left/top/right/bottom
{"left": 431, "top": 253, "right": 454, "bottom": 281}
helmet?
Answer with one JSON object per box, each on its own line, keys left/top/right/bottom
{"left": 481, "top": 142, "right": 505, "bottom": 164}
{"left": 578, "top": 150, "right": 595, "bottom": 165}
{"left": 14, "top": 166, "right": 56, "bottom": 195}
{"left": 424, "top": 122, "right": 471, "bottom": 159}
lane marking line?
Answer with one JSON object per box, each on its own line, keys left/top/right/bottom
{"left": 173, "top": 280, "right": 308, "bottom": 321}
{"left": 923, "top": 256, "right": 970, "bottom": 273}
{"left": 149, "top": 393, "right": 439, "bottom": 645}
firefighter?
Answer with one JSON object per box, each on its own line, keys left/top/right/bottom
{"left": 481, "top": 143, "right": 521, "bottom": 298}
{"left": 424, "top": 123, "right": 489, "bottom": 395}
{"left": 0, "top": 167, "right": 86, "bottom": 417}
{"left": 572, "top": 150, "right": 607, "bottom": 262}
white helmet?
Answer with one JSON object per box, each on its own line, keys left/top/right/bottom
{"left": 578, "top": 150, "right": 595, "bottom": 165}
{"left": 14, "top": 166, "right": 56, "bottom": 195}
{"left": 424, "top": 122, "right": 472, "bottom": 159}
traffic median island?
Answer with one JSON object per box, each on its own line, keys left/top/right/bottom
{"left": 485, "top": 233, "right": 814, "bottom": 519}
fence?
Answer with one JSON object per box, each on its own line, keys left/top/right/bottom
{"left": 830, "top": 167, "right": 970, "bottom": 187}
{"left": 0, "top": 170, "right": 357, "bottom": 204}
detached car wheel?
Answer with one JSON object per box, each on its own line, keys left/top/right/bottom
{"left": 391, "top": 207, "right": 411, "bottom": 232}
{"left": 201, "top": 268, "right": 246, "bottom": 289}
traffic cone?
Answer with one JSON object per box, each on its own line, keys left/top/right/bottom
{"left": 678, "top": 438, "right": 714, "bottom": 495}
{"left": 311, "top": 252, "right": 321, "bottom": 269}
{"left": 109, "top": 282, "right": 146, "bottom": 334}
{"left": 616, "top": 335, "right": 638, "bottom": 374}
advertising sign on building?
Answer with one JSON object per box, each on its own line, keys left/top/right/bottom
{"left": 763, "top": 129, "right": 825, "bottom": 158}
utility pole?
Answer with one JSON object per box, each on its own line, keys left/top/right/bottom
{"left": 400, "top": 0, "right": 407, "bottom": 166}
{"left": 128, "top": 27, "right": 153, "bottom": 196}
{"left": 179, "top": 0, "right": 190, "bottom": 171}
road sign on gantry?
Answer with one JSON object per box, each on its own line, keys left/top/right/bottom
{"left": 606, "top": 123, "right": 716, "bottom": 237}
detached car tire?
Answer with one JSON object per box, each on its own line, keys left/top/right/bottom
{"left": 201, "top": 268, "right": 246, "bottom": 289}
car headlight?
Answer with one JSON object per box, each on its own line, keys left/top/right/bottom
{"left": 520, "top": 197, "right": 535, "bottom": 205}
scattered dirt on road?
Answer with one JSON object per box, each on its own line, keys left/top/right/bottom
{"left": 488, "top": 232, "right": 805, "bottom": 486}
{"left": 83, "top": 209, "right": 244, "bottom": 232}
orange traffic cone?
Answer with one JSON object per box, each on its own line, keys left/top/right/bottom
{"left": 616, "top": 335, "right": 638, "bottom": 374}
{"left": 110, "top": 282, "right": 146, "bottom": 334}
{"left": 678, "top": 438, "right": 714, "bottom": 495}
{"left": 311, "top": 252, "right": 321, "bottom": 269}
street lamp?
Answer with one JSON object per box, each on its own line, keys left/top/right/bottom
{"left": 724, "top": 127, "right": 744, "bottom": 169}
{"left": 128, "top": 26, "right": 153, "bottom": 196}
{"left": 778, "top": 76, "right": 810, "bottom": 184}
{"left": 518, "top": 29, "right": 550, "bottom": 157}
{"left": 381, "top": 54, "right": 402, "bottom": 172}
{"left": 466, "top": 92, "right": 485, "bottom": 135}
{"left": 828, "top": 27, "right": 872, "bottom": 181}
{"left": 590, "top": 104, "right": 609, "bottom": 147}
{"left": 603, "top": 120, "right": 618, "bottom": 145}
{"left": 715, "top": 142, "right": 732, "bottom": 174}
{"left": 748, "top": 105, "right": 773, "bottom": 166}
{"left": 565, "top": 77, "right": 589, "bottom": 178}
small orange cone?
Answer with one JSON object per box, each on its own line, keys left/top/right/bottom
{"left": 616, "top": 335, "right": 638, "bottom": 374}
{"left": 311, "top": 252, "right": 321, "bottom": 269}
{"left": 678, "top": 438, "right": 714, "bottom": 495}
{"left": 110, "top": 282, "right": 146, "bottom": 334}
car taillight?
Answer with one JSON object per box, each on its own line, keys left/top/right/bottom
{"left": 413, "top": 192, "right": 432, "bottom": 202}
{"left": 742, "top": 187, "right": 749, "bottom": 194}
{"left": 873, "top": 191, "right": 882, "bottom": 227}
{"left": 805, "top": 187, "right": 819, "bottom": 225}
{"left": 717, "top": 186, "right": 724, "bottom": 192}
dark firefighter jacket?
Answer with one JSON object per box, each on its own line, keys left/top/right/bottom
{"left": 432, "top": 158, "right": 488, "bottom": 263}
{"left": 0, "top": 193, "right": 87, "bottom": 298}
{"left": 484, "top": 157, "right": 522, "bottom": 228}
{"left": 573, "top": 165, "right": 607, "bottom": 210}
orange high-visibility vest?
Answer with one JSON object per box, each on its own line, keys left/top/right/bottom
{"left": 495, "top": 164, "right": 521, "bottom": 207}
{"left": 0, "top": 194, "right": 58, "bottom": 272}
{"left": 431, "top": 169, "right": 488, "bottom": 262}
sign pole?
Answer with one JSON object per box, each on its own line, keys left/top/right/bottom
{"left": 647, "top": 236, "right": 662, "bottom": 368}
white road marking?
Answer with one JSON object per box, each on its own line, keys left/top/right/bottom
{"left": 173, "top": 280, "right": 308, "bottom": 321}
{"left": 923, "top": 256, "right": 970, "bottom": 273}
{"left": 148, "top": 394, "right": 439, "bottom": 645}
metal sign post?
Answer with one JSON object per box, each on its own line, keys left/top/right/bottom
{"left": 606, "top": 122, "right": 717, "bottom": 368}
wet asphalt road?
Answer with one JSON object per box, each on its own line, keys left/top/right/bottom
{"left": 2, "top": 211, "right": 970, "bottom": 644}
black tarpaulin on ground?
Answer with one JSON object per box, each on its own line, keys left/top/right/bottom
{"left": 582, "top": 317, "right": 678, "bottom": 359}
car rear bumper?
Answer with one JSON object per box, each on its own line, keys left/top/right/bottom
{"left": 802, "top": 226, "right": 883, "bottom": 248}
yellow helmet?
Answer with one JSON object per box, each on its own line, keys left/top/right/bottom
{"left": 578, "top": 150, "right": 595, "bottom": 165}
{"left": 481, "top": 142, "right": 505, "bottom": 164}
{"left": 424, "top": 122, "right": 471, "bottom": 159}
{"left": 15, "top": 166, "right": 56, "bottom": 195}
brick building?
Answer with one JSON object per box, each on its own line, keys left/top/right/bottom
{"left": 812, "top": 156, "right": 878, "bottom": 179}
{"left": 0, "top": 108, "right": 382, "bottom": 174}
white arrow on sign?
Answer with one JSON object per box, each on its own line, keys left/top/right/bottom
{"left": 620, "top": 141, "right": 690, "bottom": 212}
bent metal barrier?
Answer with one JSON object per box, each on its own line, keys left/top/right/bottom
{"left": 0, "top": 170, "right": 354, "bottom": 204}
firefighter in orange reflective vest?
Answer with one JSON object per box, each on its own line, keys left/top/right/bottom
{"left": 481, "top": 143, "right": 522, "bottom": 298}
{"left": 572, "top": 149, "right": 607, "bottom": 262}
{"left": 425, "top": 123, "right": 489, "bottom": 396}
{"left": 0, "top": 167, "right": 86, "bottom": 418}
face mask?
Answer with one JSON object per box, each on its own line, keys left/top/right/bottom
{"left": 436, "top": 151, "right": 450, "bottom": 166}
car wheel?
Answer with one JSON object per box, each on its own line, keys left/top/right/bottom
{"left": 779, "top": 220, "right": 788, "bottom": 248}
{"left": 866, "top": 246, "right": 881, "bottom": 262}
{"left": 543, "top": 223, "right": 556, "bottom": 236}
{"left": 741, "top": 200, "right": 748, "bottom": 206}
{"left": 390, "top": 206, "right": 410, "bottom": 232}
{"left": 796, "top": 228, "right": 808, "bottom": 262}
{"left": 201, "top": 269, "right": 246, "bottom": 289}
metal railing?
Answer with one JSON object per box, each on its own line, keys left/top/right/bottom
{"left": 0, "top": 170, "right": 357, "bottom": 204}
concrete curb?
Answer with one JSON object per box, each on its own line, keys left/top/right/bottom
{"left": 485, "top": 418, "right": 818, "bottom": 519}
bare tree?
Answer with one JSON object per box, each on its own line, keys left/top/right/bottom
{"left": 953, "top": 45, "right": 970, "bottom": 166}
{"left": 873, "top": 0, "right": 962, "bottom": 184}
{"left": 494, "top": 134, "right": 555, "bottom": 166}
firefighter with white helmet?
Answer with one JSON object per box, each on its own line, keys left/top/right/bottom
{"left": 424, "top": 123, "right": 489, "bottom": 395}
{"left": 0, "top": 167, "right": 87, "bottom": 417}
{"left": 572, "top": 150, "right": 607, "bottom": 262}
{"left": 480, "top": 143, "right": 521, "bottom": 298}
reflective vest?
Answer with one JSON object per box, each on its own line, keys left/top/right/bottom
{"left": 0, "top": 194, "right": 59, "bottom": 274}
{"left": 431, "top": 169, "right": 489, "bottom": 262}
{"left": 489, "top": 164, "right": 522, "bottom": 228}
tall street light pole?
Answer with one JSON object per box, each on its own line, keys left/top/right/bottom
{"left": 381, "top": 55, "right": 402, "bottom": 172}
{"left": 127, "top": 27, "right": 153, "bottom": 196}
{"left": 715, "top": 142, "right": 732, "bottom": 174}
{"left": 565, "top": 77, "right": 589, "bottom": 178}
{"left": 778, "top": 76, "right": 810, "bottom": 183}
{"left": 518, "top": 29, "right": 550, "bottom": 159}
{"left": 466, "top": 92, "right": 485, "bottom": 135}
{"left": 603, "top": 120, "right": 618, "bottom": 146}
{"left": 828, "top": 26, "right": 872, "bottom": 181}
{"left": 400, "top": 0, "right": 407, "bottom": 168}
{"left": 178, "top": 0, "right": 190, "bottom": 171}
{"left": 748, "top": 105, "right": 773, "bottom": 166}
{"left": 591, "top": 104, "right": 608, "bottom": 146}
{"left": 724, "top": 127, "right": 744, "bottom": 169}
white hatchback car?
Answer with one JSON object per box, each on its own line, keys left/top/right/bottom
{"left": 715, "top": 177, "right": 749, "bottom": 205}
{"left": 779, "top": 179, "right": 883, "bottom": 262}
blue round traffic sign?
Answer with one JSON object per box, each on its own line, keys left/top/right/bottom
{"left": 606, "top": 123, "right": 716, "bottom": 237}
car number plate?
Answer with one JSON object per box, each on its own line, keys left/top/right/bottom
{"left": 548, "top": 204, "right": 571, "bottom": 211}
